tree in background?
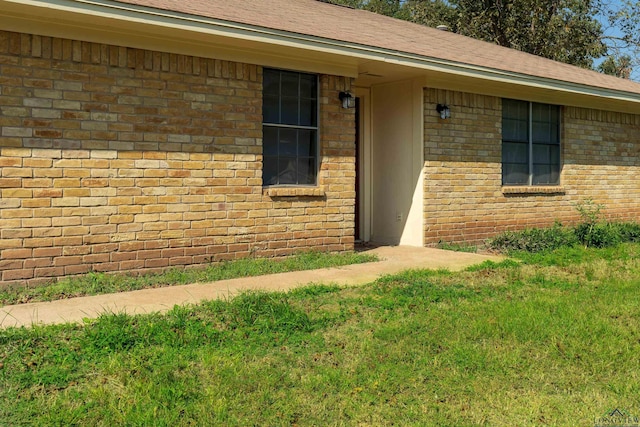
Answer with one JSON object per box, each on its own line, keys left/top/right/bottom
{"left": 330, "top": 0, "right": 406, "bottom": 17}
{"left": 597, "top": 0, "right": 640, "bottom": 79}
{"left": 597, "top": 54, "right": 632, "bottom": 78}
{"left": 330, "top": 0, "right": 637, "bottom": 80}
{"left": 420, "top": 0, "right": 606, "bottom": 69}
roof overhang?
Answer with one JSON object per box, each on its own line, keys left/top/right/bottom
{"left": 2, "top": 0, "right": 640, "bottom": 114}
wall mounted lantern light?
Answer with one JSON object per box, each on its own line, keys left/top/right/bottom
{"left": 339, "top": 91, "right": 356, "bottom": 109}
{"left": 436, "top": 103, "right": 451, "bottom": 119}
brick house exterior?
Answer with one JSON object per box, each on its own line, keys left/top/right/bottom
{"left": 1, "top": 0, "right": 640, "bottom": 285}
{"left": 0, "top": 31, "right": 355, "bottom": 284}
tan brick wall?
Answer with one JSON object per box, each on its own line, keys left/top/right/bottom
{"left": 424, "top": 88, "right": 640, "bottom": 244}
{"left": 0, "top": 31, "right": 355, "bottom": 285}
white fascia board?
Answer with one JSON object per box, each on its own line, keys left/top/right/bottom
{"left": 3, "top": 0, "right": 640, "bottom": 106}
{"left": 1, "top": 0, "right": 362, "bottom": 76}
{"left": 381, "top": 55, "right": 640, "bottom": 105}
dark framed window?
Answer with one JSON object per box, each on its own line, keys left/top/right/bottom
{"left": 502, "top": 99, "right": 561, "bottom": 185}
{"left": 262, "top": 68, "right": 318, "bottom": 186}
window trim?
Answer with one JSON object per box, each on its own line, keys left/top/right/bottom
{"left": 501, "top": 99, "right": 562, "bottom": 187}
{"left": 262, "top": 68, "right": 320, "bottom": 187}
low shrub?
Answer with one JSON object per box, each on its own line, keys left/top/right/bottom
{"left": 572, "top": 199, "right": 622, "bottom": 248}
{"left": 488, "top": 222, "right": 578, "bottom": 253}
{"left": 489, "top": 200, "right": 640, "bottom": 253}
{"left": 615, "top": 222, "right": 640, "bottom": 243}
{"left": 489, "top": 221, "right": 640, "bottom": 254}
{"left": 574, "top": 221, "right": 621, "bottom": 248}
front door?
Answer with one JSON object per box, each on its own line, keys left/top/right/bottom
{"left": 369, "top": 80, "right": 424, "bottom": 246}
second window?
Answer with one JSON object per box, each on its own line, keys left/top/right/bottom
{"left": 502, "top": 99, "right": 561, "bottom": 186}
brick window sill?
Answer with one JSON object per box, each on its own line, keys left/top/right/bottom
{"left": 263, "top": 186, "right": 326, "bottom": 197}
{"left": 502, "top": 186, "right": 565, "bottom": 195}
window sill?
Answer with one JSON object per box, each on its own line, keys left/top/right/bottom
{"left": 263, "top": 186, "right": 326, "bottom": 197}
{"left": 502, "top": 186, "right": 565, "bottom": 195}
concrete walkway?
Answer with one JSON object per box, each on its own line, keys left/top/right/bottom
{"left": 0, "top": 246, "right": 502, "bottom": 328}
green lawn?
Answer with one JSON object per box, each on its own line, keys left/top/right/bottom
{"left": 2, "top": 244, "right": 640, "bottom": 425}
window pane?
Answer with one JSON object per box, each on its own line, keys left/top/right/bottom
{"left": 532, "top": 122, "right": 552, "bottom": 144}
{"left": 549, "top": 105, "right": 560, "bottom": 144}
{"left": 278, "top": 156, "right": 297, "bottom": 184}
{"left": 299, "top": 98, "right": 317, "bottom": 127}
{"left": 281, "top": 72, "right": 299, "bottom": 98}
{"left": 532, "top": 165, "right": 551, "bottom": 185}
{"left": 263, "top": 95, "right": 279, "bottom": 124}
{"left": 532, "top": 103, "right": 560, "bottom": 144}
{"left": 263, "top": 127, "right": 278, "bottom": 156}
{"left": 532, "top": 165, "right": 560, "bottom": 185}
{"left": 550, "top": 144, "right": 560, "bottom": 165}
{"left": 299, "top": 74, "right": 317, "bottom": 99}
{"left": 531, "top": 102, "right": 548, "bottom": 122}
{"left": 502, "top": 99, "right": 528, "bottom": 142}
{"left": 532, "top": 103, "right": 559, "bottom": 123}
{"left": 263, "top": 155, "right": 278, "bottom": 185}
{"left": 533, "top": 144, "right": 550, "bottom": 164}
{"left": 533, "top": 144, "right": 560, "bottom": 165}
{"left": 281, "top": 97, "right": 299, "bottom": 125}
{"left": 297, "top": 158, "right": 316, "bottom": 185}
{"left": 503, "top": 99, "right": 528, "bottom": 120}
{"left": 503, "top": 118, "right": 528, "bottom": 142}
{"left": 502, "top": 142, "right": 528, "bottom": 164}
{"left": 263, "top": 69, "right": 279, "bottom": 97}
{"left": 533, "top": 145, "right": 560, "bottom": 185}
{"left": 502, "top": 99, "right": 530, "bottom": 185}
{"left": 503, "top": 163, "right": 529, "bottom": 185}
{"left": 279, "top": 128, "right": 297, "bottom": 156}
{"left": 298, "top": 130, "right": 315, "bottom": 157}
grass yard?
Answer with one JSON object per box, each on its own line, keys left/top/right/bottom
{"left": 2, "top": 244, "right": 640, "bottom": 425}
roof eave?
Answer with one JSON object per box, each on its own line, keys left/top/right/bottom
{"left": 2, "top": 0, "right": 640, "bottom": 113}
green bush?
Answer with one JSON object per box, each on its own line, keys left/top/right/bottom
{"left": 489, "top": 221, "right": 640, "bottom": 254}
{"left": 615, "top": 222, "right": 640, "bottom": 243}
{"left": 489, "top": 200, "right": 640, "bottom": 253}
{"left": 488, "top": 222, "right": 578, "bottom": 253}
{"left": 571, "top": 199, "right": 622, "bottom": 248}
{"left": 574, "top": 221, "right": 621, "bottom": 248}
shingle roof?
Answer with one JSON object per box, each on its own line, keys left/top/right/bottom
{"left": 112, "top": 0, "right": 640, "bottom": 95}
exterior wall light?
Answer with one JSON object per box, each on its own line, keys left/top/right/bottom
{"left": 436, "top": 103, "right": 451, "bottom": 119}
{"left": 339, "top": 91, "right": 356, "bottom": 109}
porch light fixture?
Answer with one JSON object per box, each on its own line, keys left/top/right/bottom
{"left": 436, "top": 103, "right": 451, "bottom": 119}
{"left": 339, "top": 91, "right": 356, "bottom": 109}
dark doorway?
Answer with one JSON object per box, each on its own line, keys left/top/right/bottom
{"left": 355, "top": 97, "right": 361, "bottom": 241}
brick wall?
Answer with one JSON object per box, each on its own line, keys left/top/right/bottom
{"left": 424, "top": 88, "right": 640, "bottom": 244}
{"left": 0, "top": 31, "right": 355, "bottom": 285}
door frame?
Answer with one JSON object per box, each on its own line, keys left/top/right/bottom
{"left": 354, "top": 87, "right": 372, "bottom": 243}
